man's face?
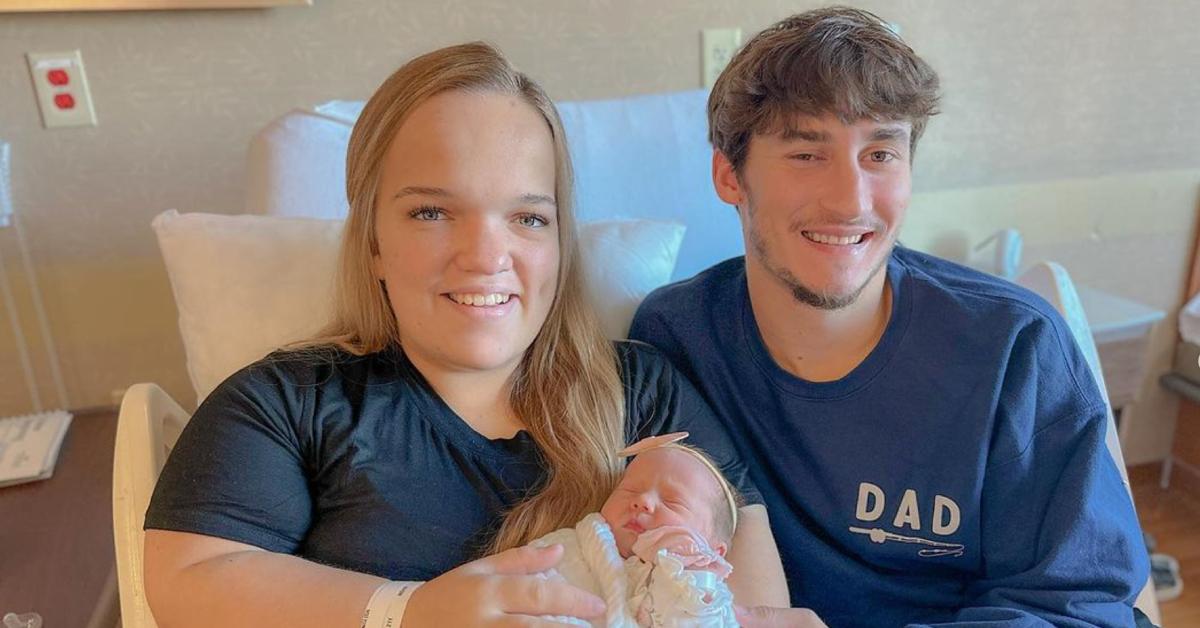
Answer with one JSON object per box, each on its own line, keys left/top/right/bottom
{"left": 715, "top": 113, "right": 912, "bottom": 309}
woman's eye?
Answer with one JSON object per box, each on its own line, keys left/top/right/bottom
{"left": 409, "top": 206, "right": 445, "bottom": 221}
{"left": 516, "top": 213, "right": 549, "bottom": 228}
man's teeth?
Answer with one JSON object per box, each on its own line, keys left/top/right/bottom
{"left": 804, "top": 231, "right": 864, "bottom": 245}
{"left": 449, "top": 293, "right": 512, "bottom": 307}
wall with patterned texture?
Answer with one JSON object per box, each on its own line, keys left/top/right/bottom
{"left": 0, "top": 0, "right": 1197, "bottom": 463}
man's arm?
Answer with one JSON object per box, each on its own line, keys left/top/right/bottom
{"left": 726, "top": 401, "right": 1147, "bottom": 628}
{"left": 906, "top": 401, "right": 1147, "bottom": 627}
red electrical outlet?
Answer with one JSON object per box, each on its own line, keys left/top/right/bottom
{"left": 26, "top": 50, "right": 97, "bottom": 129}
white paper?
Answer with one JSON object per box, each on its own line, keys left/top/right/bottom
{"left": 0, "top": 410, "right": 72, "bottom": 487}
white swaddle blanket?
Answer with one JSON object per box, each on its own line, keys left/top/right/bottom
{"left": 528, "top": 513, "right": 738, "bottom": 628}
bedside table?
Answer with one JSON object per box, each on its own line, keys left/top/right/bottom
{"left": 0, "top": 408, "right": 120, "bottom": 627}
{"left": 1076, "top": 285, "right": 1166, "bottom": 438}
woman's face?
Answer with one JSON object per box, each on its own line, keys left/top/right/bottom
{"left": 373, "top": 89, "right": 560, "bottom": 378}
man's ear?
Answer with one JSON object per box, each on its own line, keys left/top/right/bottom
{"left": 711, "top": 149, "right": 744, "bottom": 208}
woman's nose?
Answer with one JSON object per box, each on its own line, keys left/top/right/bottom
{"left": 455, "top": 216, "right": 513, "bottom": 274}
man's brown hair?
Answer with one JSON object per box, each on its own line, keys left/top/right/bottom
{"left": 708, "top": 6, "right": 941, "bottom": 172}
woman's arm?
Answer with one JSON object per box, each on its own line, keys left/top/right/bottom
{"left": 145, "top": 529, "right": 383, "bottom": 628}
{"left": 724, "top": 504, "right": 789, "bottom": 607}
{"left": 145, "top": 529, "right": 608, "bottom": 628}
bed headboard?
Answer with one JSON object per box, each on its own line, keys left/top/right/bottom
{"left": 244, "top": 89, "right": 745, "bottom": 282}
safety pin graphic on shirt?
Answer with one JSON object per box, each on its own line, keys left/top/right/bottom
{"left": 849, "top": 526, "right": 965, "bottom": 558}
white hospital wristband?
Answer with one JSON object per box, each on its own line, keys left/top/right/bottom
{"left": 361, "top": 580, "right": 423, "bottom": 628}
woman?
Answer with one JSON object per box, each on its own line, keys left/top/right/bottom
{"left": 143, "top": 42, "right": 786, "bottom": 627}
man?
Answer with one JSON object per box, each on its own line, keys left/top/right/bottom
{"left": 629, "top": 7, "right": 1148, "bottom": 627}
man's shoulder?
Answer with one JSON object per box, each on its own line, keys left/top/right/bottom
{"left": 894, "top": 247, "right": 1062, "bottom": 329}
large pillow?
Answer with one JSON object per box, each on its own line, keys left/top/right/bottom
{"left": 153, "top": 210, "right": 683, "bottom": 405}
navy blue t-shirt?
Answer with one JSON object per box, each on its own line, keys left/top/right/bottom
{"left": 145, "top": 341, "right": 760, "bottom": 581}
{"left": 630, "top": 248, "right": 1147, "bottom": 627}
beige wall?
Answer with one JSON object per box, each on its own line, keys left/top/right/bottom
{"left": 0, "top": 1, "right": 1197, "bottom": 460}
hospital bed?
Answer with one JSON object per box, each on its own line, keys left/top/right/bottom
{"left": 113, "top": 88, "right": 1160, "bottom": 626}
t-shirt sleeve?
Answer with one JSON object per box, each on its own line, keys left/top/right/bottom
{"left": 619, "top": 341, "right": 764, "bottom": 507}
{"left": 143, "top": 359, "right": 314, "bottom": 554}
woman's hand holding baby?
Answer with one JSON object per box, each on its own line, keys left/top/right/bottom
{"left": 631, "top": 525, "right": 733, "bottom": 579}
{"left": 402, "top": 543, "right": 606, "bottom": 627}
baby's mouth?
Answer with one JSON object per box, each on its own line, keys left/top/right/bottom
{"left": 624, "top": 520, "right": 646, "bottom": 534}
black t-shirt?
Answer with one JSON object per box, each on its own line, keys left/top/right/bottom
{"left": 145, "top": 340, "right": 761, "bottom": 581}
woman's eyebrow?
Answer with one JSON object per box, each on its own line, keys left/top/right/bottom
{"left": 393, "top": 185, "right": 451, "bottom": 200}
{"left": 520, "top": 193, "right": 556, "bottom": 208}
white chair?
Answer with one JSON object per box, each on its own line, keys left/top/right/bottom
{"left": 112, "top": 383, "right": 190, "bottom": 628}
{"left": 1016, "top": 261, "right": 1161, "bottom": 625}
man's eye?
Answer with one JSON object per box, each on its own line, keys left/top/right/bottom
{"left": 789, "top": 153, "right": 817, "bottom": 162}
{"left": 409, "top": 206, "right": 445, "bottom": 220}
{"left": 516, "top": 213, "right": 549, "bottom": 228}
{"left": 869, "top": 151, "right": 895, "bottom": 163}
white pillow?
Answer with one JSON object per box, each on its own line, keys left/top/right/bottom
{"left": 153, "top": 211, "right": 684, "bottom": 405}
{"left": 578, "top": 219, "right": 684, "bottom": 340}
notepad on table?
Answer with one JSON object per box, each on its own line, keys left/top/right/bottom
{"left": 0, "top": 410, "right": 73, "bottom": 488}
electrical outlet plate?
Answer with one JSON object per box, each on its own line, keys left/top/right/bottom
{"left": 702, "top": 28, "right": 742, "bottom": 89}
{"left": 26, "top": 50, "right": 97, "bottom": 129}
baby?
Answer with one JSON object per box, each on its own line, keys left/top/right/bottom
{"left": 529, "top": 432, "right": 741, "bottom": 627}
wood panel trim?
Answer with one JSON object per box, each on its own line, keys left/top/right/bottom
{"left": 1189, "top": 204, "right": 1200, "bottom": 300}
{"left": 0, "top": 0, "right": 310, "bottom": 12}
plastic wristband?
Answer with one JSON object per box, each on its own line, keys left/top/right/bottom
{"left": 361, "top": 580, "right": 423, "bottom": 628}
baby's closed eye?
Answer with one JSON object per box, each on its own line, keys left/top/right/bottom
{"left": 664, "top": 497, "right": 691, "bottom": 510}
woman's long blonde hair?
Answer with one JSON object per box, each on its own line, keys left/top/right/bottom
{"left": 306, "top": 42, "right": 625, "bottom": 553}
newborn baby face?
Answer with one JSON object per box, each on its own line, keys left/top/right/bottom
{"left": 600, "top": 447, "right": 725, "bottom": 559}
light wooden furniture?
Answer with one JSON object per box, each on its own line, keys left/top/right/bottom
{"left": 0, "top": 0, "right": 309, "bottom": 12}
{"left": 1164, "top": 218, "right": 1200, "bottom": 495}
